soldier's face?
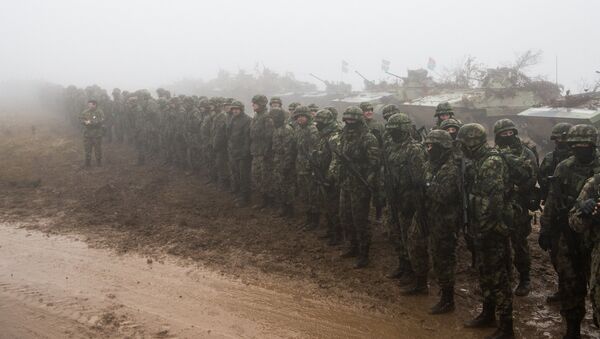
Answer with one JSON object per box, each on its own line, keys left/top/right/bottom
{"left": 499, "top": 130, "right": 514, "bottom": 137}
{"left": 252, "top": 103, "right": 260, "bottom": 111}
{"left": 231, "top": 108, "right": 241, "bottom": 116}
{"left": 363, "top": 110, "right": 374, "bottom": 120}
{"left": 296, "top": 116, "right": 308, "bottom": 126}
{"left": 446, "top": 127, "right": 458, "bottom": 134}
{"left": 439, "top": 113, "right": 450, "bottom": 121}
{"left": 87, "top": 102, "right": 97, "bottom": 109}
{"left": 271, "top": 103, "right": 281, "bottom": 109}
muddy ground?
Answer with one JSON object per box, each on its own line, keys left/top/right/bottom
{"left": 0, "top": 115, "right": 597, "bottom": 338}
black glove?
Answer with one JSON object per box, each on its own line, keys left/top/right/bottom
{"left": 538, "top": 231, "right": 553, "bottom": 251}
{"left": 579, "top": 198, "right": 597, "bottom": 216}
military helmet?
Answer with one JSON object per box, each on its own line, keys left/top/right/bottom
{"left": 382, "top": 104, "right": 401, "bottom": 120}
{"left": 457, "top": 123, "right": 487, "bottom": 148}
{"left": 440, "top": 118, "right": 462, "bottom": 131}
{"left": 269, "top": 96, "right": 282, "bottom": 106}
{"left": 314, "top": 109, "right": 335, "bottom": 125}
{"left": 293, "top": 105, "right": 311, "bottom": 118}
{"left": 230, "top": 100, "right": 244, "bottom": 110}
{"left": 308, "top": 103, "right": 319, "bottom": 112}
{"left": 385, "top": 113, "right": 412, "bottom": 131}
{"left": 224, "top": 97, "right": 234, "bottom": 105}
{"left": 568, "top": 124, "right": 598, "bottom": 145}
{"left": 251, "top": 94, "right": 268, "bottom": 106}
{"left": 208, "top": 97, "right": 222, "bottom": 107}
{"left": 288, "top": 102, "right": 301, "bottom": 111}
{"left": 434, "top": 102, "right": 454, "bottom": 117}
{"left": 425, "top": 130, "right": 453, "bottom": 149}
{"left": 493, "top": 118, "right": 518, "bottom": 136}
{"left": 323, "top": 106, "right": 339, "bottom": 120}
{"left": 342, "top": 106, "right": 364, "bottom": 122}
{"left": 359, "top": 102, "right": 374, "bottom": 112}
{"left": 551, "top": 122, "right": 574, "bottom": 141}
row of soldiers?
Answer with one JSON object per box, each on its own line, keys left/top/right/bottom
{"left": 76, "top": 88, "right": 600, "bottom": 339}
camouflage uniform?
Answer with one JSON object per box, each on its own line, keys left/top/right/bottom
{"left": 271, "top": 108, "right": 296, "bottom": 215}
{"left": 423, "top": 130, "right": 461, "bottom": 313}
{"left": 294, "top": 106, "right": 320, "bottom": 229}
{"left": 227, "top": 101, "right": 252, "bottom": 205}
{"left": 249, "top": 95, "right": 275, "bottom": 207}
{"left": 336, "top": 106, "right": 380, "bottom": 268}
{"left": 459, "top": 123, "right": 514, "bottom": 338}
{"left": 111, "top": 89, "right": 125, "bottom": 143}
{"left": 79, "top": 103, "right": 105, "bottom": 166}
{"left": 569, "top": 173, "right": 600, "bottom": 329}
{"left": 360, "top": 102, "right": 386, "bottom": 222}
{"left": 201, "top": 99, "right": 218, "bottom": 181}
{"left": 541, "top": 124, "right": 600, "bottom": 338}
{"left": 314, "top": 109, "right": 342, "bottom": 245}
{"left": 212, "top": 102, "right": 230, "bottom": 190}
{"left": 383, "top": 113, "right": 427, "bottom": 284}
{"left": 434, "top": 102, "right": 456, "bottom": 128}
{"left": 494, "top": 119, "right": 538, "bottom": 296}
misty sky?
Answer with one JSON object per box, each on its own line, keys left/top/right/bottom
{"left": 0, "top": 0, "right": 598, "bottom": 93}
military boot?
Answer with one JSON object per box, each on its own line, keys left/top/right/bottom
{"left": 386, "top": 264, "right": 406, "bottom": 280}
{"left": 353, "top": 244, "right": 369, "bottom": 269}
{"left": 545, "top": 290, "right": 560, "bottom": 304}
{"left": 485, "top": 316, "right": 514, "bottom": 339}
{"left": 563, "top": 314, "right": 582, "bottom": 339}
{"left": 514, "top": 272, "right": 531, "bottom": 297}
{"left": 400, "top": 275, "right": 428, "bottom": 296}
{"left": 430, "top": 287, "right": 455, "bottom": 314}
{"left": 397, "top": 268, "right": 416, "bottom": 287}
{"left": 464, "top": 301, "right": 496, "bottom": 328}
{"left": 340, "top": 244, "right": 359, "bottom": 258}
{"left": 327, "top": 231, "right": 341, "bottom": 246}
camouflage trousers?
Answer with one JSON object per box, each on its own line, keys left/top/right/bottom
{"left": 407, "top": 214, "right": 429, "bottom": 277}
{"left": 272, "top": 161, "right": 294, "bottom": 206}
{"left": 428, "top": 215, "right": 459, "bottom": 289}
{"left": 591, "top": 243, "right": 600, "bottom": 327}
{"left": 319, "top": 184, "right": 341, "bottom": 239}
{"left": 229, "top": 157, "right": 251, "bottom": 202}
{"left": 476, "top": 234, "right": 513, "bottom": 321}
{"left": 297, "top": 172, "right": 319, "bottom": 214}
{"left": 510, "top": 206, "right": 532, "bottom": 276}
{"left": 340, "top": 187, "right": 371, "bottom": 251}
{"left": 214, "top": 150, "right": 230, "bottom": 189}
{"left": 390, "top": 206, "right": 418, "bottom": 273}
{"left": 83, "top": 135, "right": 102, "bottom": 163}
{"left": 251, "top": 155, "right": 273, "bottom": 197}
{"left": 556, "top": 228, "right": 590, "bottom": 321}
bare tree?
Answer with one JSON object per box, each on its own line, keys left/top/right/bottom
{"left": 512, "top": 49, "right": 543, "bottom": 72}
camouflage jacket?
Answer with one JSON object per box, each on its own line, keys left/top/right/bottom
{"left": 541, "top": 155, "right": 600, "bottom": 235}
{"left": 539, "top": 148, "right": 571, "bottom": 201}
{"left": 383, "top": 136, "right": 427, "bottom": 206}
{"left": 272, "top": 125, "right": 296, "bottom": 175}
{"left": 314, "top": 124, "right": 341, "bottom": 185}
{"left": 200, "top": 112, "right": 215, "bottom": 149}
{"left": 250, "top": 108, "right": 274, "bottom": 157}
{"left": 336, "top": 123, "right": 380, "bottom": 191}
{"left": 465, "top": 145, "right": 511, "bottom": 239}
{"left": 227, "top": 112, "right": 252, "bottom": 160}
{"left": 212, "top": 110, "right": 229, "bottom": 152}
{"left": 424, "top": 151, "right": 461, "bottom": 219}
{"left": 295, "top": 124, "right": 319, "bottom": 175}
{"left": 498, "top": 140, "right": 539, "bottom": 208}
{"left": 79, "top": 107, "right": 105, "bottom": 138}
{"left": 569, "top": 174, "right": 600, "bottom": 244}
{"left": 365, "top": 118, "right": 385, "bottom": 147}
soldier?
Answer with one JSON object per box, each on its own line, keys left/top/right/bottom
{"left": 360, "top": 102, "right": 385, "bottom": 223}
{"left": 212, "top": 97, "right": 231, "bottom": 190}
{"left": 269, "top": 97, "right": 283, "bottom": 109}
{"left": 539, "top": 122, "right": 573, "bottom": 303}
{"left": 540, "top": 124, "right": 600, "bottom": 339}
{"left": 458, "top": 123, "right": 514, "bottom": 339}
{"left": 112, "top": 88, "right": 125, "bottom": 143}
{"left": 423, "top": 130, "right": 461, "bottom": 314}
{"left": 493, "top": 118, "right": 538, "bottom": 297}
{"left": 249, "top": 94, "right": 275, "bottom": 209}
{"left": 308, "top": 104, "right": 319, "bottom": 119}
{"left": 294, "top": 106, "right": 320, "bottom": 230}
{"left": 287, "top": 102, "right": 301, "bottom": 129}
{"left": 79, "top": 99, "right": 105, "bottom": 167}
{"left": 125, "top": 96, "right": 145, "bottom": 165}
{"left": 382, "top": 104, "right": 401, "bottom": 122}
{"left": 138, "top": 92, "right": 161, "bottom": 164}
{"left": 271, "top": 108, "right": 296, "bottom": 217}
{"left": 336, "top": 106, "right": 380, "bottom": 269}
{"left": 201, "top": 98, "right": 218, "bottom": 182}
{"left": 227, "top": 101, "right": 252, "bottom": 207}
{"left": 434, "top": 102, "right": 456, "bottom": 127}
{"left": 568, "top": 170, "right": 600, "bottom": 331}
{"left": 383, "top": 113, "right": 429, "bottom": 293}
{"left": 313, "top": 108, "right": 342, "bottom": 245}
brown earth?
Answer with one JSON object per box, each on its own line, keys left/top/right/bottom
{"left": 0, "top": 115, "right": 597, "bottom": 338}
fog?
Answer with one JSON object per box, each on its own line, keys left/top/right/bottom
{"left": 0, "top": 0, "right": 598, "bottom": 92}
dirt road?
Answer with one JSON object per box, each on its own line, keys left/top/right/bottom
{"left": 0, "top": 223, "right": 474, "bottom": 338}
